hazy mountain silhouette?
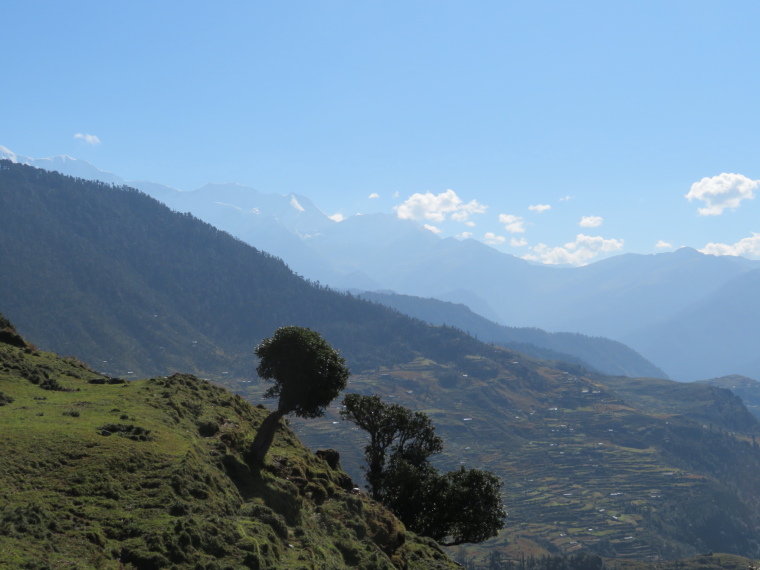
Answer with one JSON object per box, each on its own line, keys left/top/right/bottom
{"left": 357, "top": 290, "right": 667, "bottom": 378}
{"left": 625, "top": 269, "right": 760, "bottom": 381}
{"left": 5, "top": 146, "right": 760, "bottom": 381}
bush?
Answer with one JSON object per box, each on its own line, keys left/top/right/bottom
{"left": 97, "top": 423, "right": 154, "bottom": 441}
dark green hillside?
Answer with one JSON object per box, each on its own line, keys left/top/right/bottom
{"left": 0, "top": 160, "right": 481, "bottom": 378}
{"left": 0, "top": 322, "right": 456, "bottom": 569}
{"left": 601, "top": 374, "right": 759, "bottom": 433}
{"left": 698, "top": 375, "right": 760, "bottom": 419}
{"left": 356, "top": 291, "right": 667, "bottom": 378}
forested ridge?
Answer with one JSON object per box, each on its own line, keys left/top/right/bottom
{"left": 0, "top": 160, "right": 500, "bottom": 377}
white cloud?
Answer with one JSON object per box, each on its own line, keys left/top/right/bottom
{"left": 498, "top": 213, "right": 525, "bottom": 233}
{"left": 510, "top": 237, "right": 528, "bottom": 247}
{"left": 465, "top": 221, "right": 476, "bottom": 227}
{"left": 74, "top": 133, "right": 101, "bottom": 145}
{"left": 395, "top": 189, "right": 487, "bottom": 223}
{"left": 451, "top": 209, "right": 472, "bottom": 222}
{"left": 686, "top": 173, "right": 759, "bottom": 215}
{"left": 655, "top": 240, "right": 672, "bottom": 249}
{"left": 484, "top": 232, "right": 506, "bottom": 245}
{"left": 392, "top": 191, "right": 400, "bottom": 198}
{"left": 529, "top": 204, "right": 551, "bottom": 213}
{"left": 368, "top": 192, "right": 380, "bottom": 199}
{"left": 525, "top": 234, "right": 624, "bottom": 266}
{"left": 424, "top": 224, "right": 442, "bottom": 234}
{"left": 559, "top": 195, "right": 574, "bottom": 202}
{"left": 579, "top": 215, "right": 603, "bottom": 228}
{"left": 699, "top": 232, "right": 760, "bottom": 258}
{"left": 457, "top": 232, "right": 474, "bottom": 239}
{"left": 328, "top": 213, "right": 345, "bottom": 222}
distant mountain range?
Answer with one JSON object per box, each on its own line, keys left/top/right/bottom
{"left": 134, "top": 183, "right": 756, "bottom": 382}
{"left": 5, "top": 160, "right": 760, "bottom": 561}
{"left": 0, "top": 157, "right": 659, "bottom": 380}
{"left": 3, "top": 146, "right": 759, "bottom": 382}
{"left": 0, "top": 145, "right": 126, "bottom": 185}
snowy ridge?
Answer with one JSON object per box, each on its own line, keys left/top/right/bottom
{"left": 0, "top": 145, "right": 124, "bottom": 185}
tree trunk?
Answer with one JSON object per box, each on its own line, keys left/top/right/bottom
{"left": 246, "top": 409, "right": 285, "bottom": 465}
{"left": 368, "top": 459, "right": 384, "bottom": 501}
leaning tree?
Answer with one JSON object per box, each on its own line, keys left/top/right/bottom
{"left": 246, "top": 326, "right": 349, "bottom": 464}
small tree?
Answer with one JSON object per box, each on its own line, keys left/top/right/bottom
{"left": 342, "top": 393, "right": 505, "bottom": 545}
{"left": 434, "top": 467, "right": 505, "bottom": 545}
{"left": 340, "top": 393, "right": 442, "bottom": 500}
{"left": 246, "top": 326, "right": 349, "bottom": 464}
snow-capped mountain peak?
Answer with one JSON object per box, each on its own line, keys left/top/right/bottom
{"left": 0, "top": 145, "right": 18, "bottom": 161}
{"left": 289, "top": 195, "right": 305, "bottom": 212}
{"left": 0, "top": 145, "right": 124, "bottom": 185}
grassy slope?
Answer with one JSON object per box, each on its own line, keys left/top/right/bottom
{"left": 0, "top": 333, "right": 456, "bottom": 569}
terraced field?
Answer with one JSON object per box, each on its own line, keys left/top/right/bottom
{"left": 232, "top": 353, "right": 760, "bottom": 565}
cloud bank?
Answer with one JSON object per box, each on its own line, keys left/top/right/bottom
{"left": 579, "top": 215, "right": 603, "bottom": 228}
{"left": 395, "top": 189, "right": 486, "bottom": 223}
{"left": 699, "top": 232, "right": 760, "bottom": 258}
{"left": 686, "top": 173, "right": 758, "bottom": 215}
{"left": 484, "top": 232, "right": 506, "bottom": 245}
{"left": 498, "top": 214, "right": 525, "bottom": 233}
{"left": 524, "top": 234, "right": 624, "bottom": 266}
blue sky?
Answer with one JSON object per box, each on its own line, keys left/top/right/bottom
{"left": 3, "top": 1, "right": 760, "bottom": 265}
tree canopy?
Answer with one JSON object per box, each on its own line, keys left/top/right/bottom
{"left": 256, "top": 326, "right": 350, "bottom": 418}
{"left": 341, "top": 393, "right": 505, "bottom": 546}
{"left": 247, "top": 326, "right": 349, "bottom": 464}
{"left": 340, "top": 393, "right": 442, "bottom": 500}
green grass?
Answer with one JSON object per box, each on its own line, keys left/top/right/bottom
{"left": 0, "top": 342, "right": 457, "bottom": 569}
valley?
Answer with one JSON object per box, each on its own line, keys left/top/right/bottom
{"left": 234, "top": 355, "right": 760, "bottom": 564}
{"left": 2, "top": 161, "right": 760, "bottom": 568}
